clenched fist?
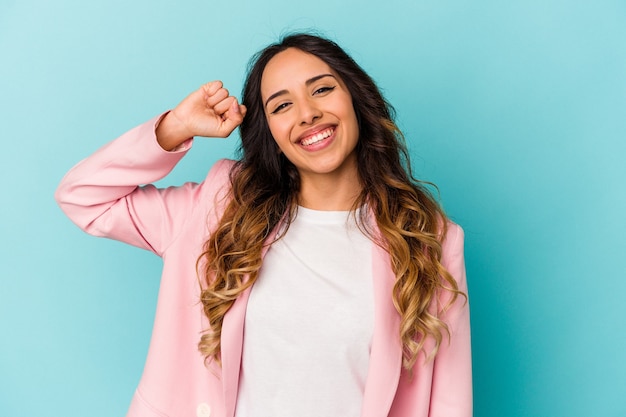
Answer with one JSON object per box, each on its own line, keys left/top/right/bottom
{"left": 156, "top": 81, "right": 247, "bottom": 151}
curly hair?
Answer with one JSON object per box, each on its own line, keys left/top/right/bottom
{"left": 197, "top": 33, "right": 464, "bottom": 370}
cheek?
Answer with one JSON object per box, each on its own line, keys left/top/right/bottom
{"left": 265, "top": 124, "right": 284, "bottom": 155}
{"left": 267, "top": 118, "right": 290, "bottom": 145}
{"left": 345, "top": 107, "right": 360, "bottom": 138}
{"left": 338, "top": 97, "right": 358, "bottom": 130}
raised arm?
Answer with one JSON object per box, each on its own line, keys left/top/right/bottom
{"left": 55, "top": 82, "right": 245, "bottom": 255}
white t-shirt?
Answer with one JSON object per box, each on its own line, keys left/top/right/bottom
{"left": 234, "top": 206, "right": 375, "bottom": 417}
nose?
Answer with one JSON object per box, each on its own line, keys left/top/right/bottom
{"left": 298, "top": 97, "right": 322, "bottom": 125}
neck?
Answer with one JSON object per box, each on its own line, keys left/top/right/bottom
{"left": 297, "top": 169, "right": 362, "bottom": 211}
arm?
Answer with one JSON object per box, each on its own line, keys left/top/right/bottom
{"left": 429, "top": 224, "right": 473, "bottom": 417}
{"left": 55, "top": 81, "right": 246, "bottom": 255}
{"left": 55, "top": 116, "right": 193, "bottom": 254}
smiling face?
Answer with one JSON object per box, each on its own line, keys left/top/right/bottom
{"left": 260, "top": 48, "right": 360, "bottom": 184}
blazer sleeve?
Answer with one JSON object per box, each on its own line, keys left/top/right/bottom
{"left": 429, "top": 223, "right": 473, "bottom": 417}
{"left": 54, "top": 114, "right": 231, "bottom": 256}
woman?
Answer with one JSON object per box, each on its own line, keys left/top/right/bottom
{"left": 56, "top": 33, "right": 472, "bottom": 417}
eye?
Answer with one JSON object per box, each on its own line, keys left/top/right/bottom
{"left": 313, "top": 86, "right": 336, "bottom": 95}
{"left": 271, "top": 102, "right": 291, "bottom": 114}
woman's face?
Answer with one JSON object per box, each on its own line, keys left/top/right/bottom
{"left": 260, "top": 48, "right": 360, "bottom": 182}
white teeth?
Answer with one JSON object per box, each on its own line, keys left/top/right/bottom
{"left": 301, "top": 128, "right": 334, "bottom": 146}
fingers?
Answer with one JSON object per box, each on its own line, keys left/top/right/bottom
{"left": 213, "top": 95, "right": 236, "bottom": 116}
{"left": 211, "top": 98, "right": 244, "bottom": 137}
{"left": 202, "top": 81, "right": 244, "bottom": 114}
{"left": 203, "top": 85, "right": 229, "bottom": 109}
{"left": 197, "top": 81, "right": 246, "bottom": 137}
{"left": 225, "top": 98, "right": 245, "bottom": 124}
{"left": 201, "top": 80, "right": 223, "bottom": 95}
{"left": 202, "top": 81, "right": 236, "bottom": 110}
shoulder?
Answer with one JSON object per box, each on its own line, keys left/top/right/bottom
{"left": 205, "top": 158, "right": 236, "bottom": 183}
{"left": 444, "top": 222, "right": 464, "bottom": 249}
{"left": 201, "top": 158, "right": 238, "bottom": 196}
{"left": 441, "top": 221, "right": 465, "bottom": 271}
{"left": 198, "top": 159, "right": 237, "bottom": 221}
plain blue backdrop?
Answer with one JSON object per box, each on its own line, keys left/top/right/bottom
{"left": 1, "top": 0, "right": 625, "bottom": 416}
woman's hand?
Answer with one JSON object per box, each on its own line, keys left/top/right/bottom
{"left": 156, "top": 81, "right": 247, "bottom": 151}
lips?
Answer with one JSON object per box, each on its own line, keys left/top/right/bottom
{"left": 298, "top": 126, "right": 335, "bottom": 147}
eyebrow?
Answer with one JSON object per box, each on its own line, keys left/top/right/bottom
{"left": 264, "top": 73, "right": 336, "bottom": 109}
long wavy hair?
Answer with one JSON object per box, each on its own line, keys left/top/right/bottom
{"left": 197, "top": 33, "right": 463, "bottom": 370}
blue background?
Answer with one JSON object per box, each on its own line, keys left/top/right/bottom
{"left": 1, "top": 1, "right": 625, "bottom": 416}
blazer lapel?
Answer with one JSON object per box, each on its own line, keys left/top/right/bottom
{"left": 220, "top": 225, "right": 282, "bottom": 417}
{"left": 220, "top": 284, "right": 250, "bottom": 417}
{"left": 360, "top": 241, "right": 403, "bottom": 417}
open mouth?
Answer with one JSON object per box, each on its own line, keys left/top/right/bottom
{"left": 300, "top": 127, "right": 335, "bottom": 146}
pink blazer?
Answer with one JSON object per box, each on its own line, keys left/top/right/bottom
{"left": 55, "top": 115, "right": 472, "bottom": 417}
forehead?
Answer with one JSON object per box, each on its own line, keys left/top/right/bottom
{"left": 260, "top": 48, "right": 335, "bottom": 96}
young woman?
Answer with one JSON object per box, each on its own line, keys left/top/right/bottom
{"left": 56, "top": 33, "right": 472, "bottom": 417}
